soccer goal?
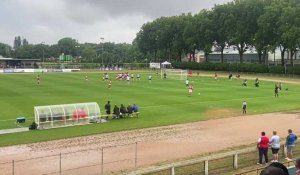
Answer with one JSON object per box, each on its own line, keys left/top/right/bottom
{"left": 161, "top": 69, "right": 188, "bottom": 80}
{"left": 34, "top": 102, "right": 101, "bottom": 129}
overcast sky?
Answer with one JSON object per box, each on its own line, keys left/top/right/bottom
{"left": 0, "top": 0, "right": 231, "bottom": 46}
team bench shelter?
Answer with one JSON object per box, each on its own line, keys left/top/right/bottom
{"left": 34, "top": 102, "right": 101, "bottom": 129}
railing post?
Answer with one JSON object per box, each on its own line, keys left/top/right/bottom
{"left": 135, "top": 142, "right": 138, "bottom": 170}
{"left": 101, "top": 147, "right": 104, "bottom": 175}
{"left": 12, "top": 160, "right": 14, "bottom": 175}
{"left": 171, "top": 165, "right": 175, "bottom": 175}
{"left": 233, "top": 153, "right": 238, "bottom": 169}
{"left": 59, "top": 153, "right": 62, "bottom": 175}
{"left": 204, "top": 160, "right": 209, "bottom": 175}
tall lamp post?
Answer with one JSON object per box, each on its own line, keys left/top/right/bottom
{"left": 75, "top": 45, "right": 80, "bottom": 63}
{"left": 100, "top": 37, "right": 104, "bottom": 66}
{"left": 41, "top": 42, "right": 45, "bottom": 63}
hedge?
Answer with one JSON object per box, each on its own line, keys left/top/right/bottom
{"left": 172, "top": 62, "right": 300, "bottom": 75}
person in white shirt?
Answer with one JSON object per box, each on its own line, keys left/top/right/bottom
{"left": 269, "top": 131, "right": 280, "bottom": 162}
{"left": 185, "top": 79, "right": 189, "bottom": 87}
{"left": 148, "top": 75, "right": 152, "bottom": 83}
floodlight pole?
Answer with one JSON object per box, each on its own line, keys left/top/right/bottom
{"left": 100, "top": 37, "right": 104, "bottom": 66}
{"left": 41, "top": 42, "right": 45, "bottom": 63}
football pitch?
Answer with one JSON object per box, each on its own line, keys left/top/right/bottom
{"left": 0, "top": 71, "right": 300, "bottom": 146}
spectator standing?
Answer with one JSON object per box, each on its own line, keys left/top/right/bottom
{"left": 257, "top": 131, "right": 270, "bottom": 165}
{"left": 269, "top": 131, "right": 280, "bottom": 162}
{"left": 286, "top": 129, "right": 297, "bottom": 161}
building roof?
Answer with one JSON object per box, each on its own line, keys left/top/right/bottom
{"left": 0, "top": 58, "right": 40, "bottom": 61}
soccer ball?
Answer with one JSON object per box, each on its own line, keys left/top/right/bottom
{"left": 198, "top": 93, "right": 200, "bottom": 95}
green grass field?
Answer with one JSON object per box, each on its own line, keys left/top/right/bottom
{"left": 0, "top": 71, "right": 300, "bottom": 146}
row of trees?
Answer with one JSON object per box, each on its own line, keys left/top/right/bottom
{"left": 1, "top": 0, "right": 299, "bottom": 66}
{"left": 0, "top": 37, "right": 143, "bottom": 64}
{"left": 134, "top": 0, "right": 300, "bottom": 66}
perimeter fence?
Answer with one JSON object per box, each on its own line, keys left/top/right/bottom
{"left": 1, "top": 142, "right": 299, "bottom": 175}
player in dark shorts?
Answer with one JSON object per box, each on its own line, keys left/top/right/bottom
{"left": 242, "top": 101, "right": 247, "bottom": 114}
{"left": 255, "top": 78, "right": 259, "bottom": 87}
{"left": 37, "top": 75, "right": 41, "bottom": 85}
{"left": 275, "top": 84, "right": 279, "bottom": 98}
{"left": 242, "top": 79, "right": 247, "bottom": 86}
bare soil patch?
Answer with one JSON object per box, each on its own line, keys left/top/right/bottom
{"left": 1, "top": 111, "right": 300, "bottom": 175}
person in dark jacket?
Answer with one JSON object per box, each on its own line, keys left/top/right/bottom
{"left": 120, "top": 104, "right": 127, "bottom": 118}
{"left": 113, "top": 105, "right": 120, "bottom": 119}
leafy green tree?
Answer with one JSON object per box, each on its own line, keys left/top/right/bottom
{"left": 57, "top": 37, "right": 77, "bottom": 56}
{"left": 228, "top": 0, "right": 266, "bottom": 63}
{"left": 278, "top": 3, "right": 300, "bottom": 66}
{"left": 210, "top": 4, "right": 232, "bottom": 63}
{"left": 0, "top": 43, "right": 12, "bottom": 57}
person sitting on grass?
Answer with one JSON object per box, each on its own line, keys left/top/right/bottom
{"left": 29, "top": 122, "right": 38, "bottom": 130}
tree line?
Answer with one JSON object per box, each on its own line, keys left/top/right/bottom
{"left": 0, "top": 37, "right": 142, "bottom": 64}
{"left": 0, "top": 0, "right": 299, "bottom": 66}
{"left": 134, "top": 0, "right": 300, "bottom": 66}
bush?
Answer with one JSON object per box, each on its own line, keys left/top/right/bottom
{"left": 172, "top": 62, "right": 300, "bottom": 75}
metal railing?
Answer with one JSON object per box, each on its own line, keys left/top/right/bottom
{"left": 1, "top": 141, "right": 299, "bottom": 175}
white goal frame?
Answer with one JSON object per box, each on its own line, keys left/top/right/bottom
{"left": 161, "top": 69, "right": 188, "bottom": 80}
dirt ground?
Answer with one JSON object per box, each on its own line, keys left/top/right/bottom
{"left": 0, "top": 74, "right": 299, "bottom": 175}
{"left": 0, "top": 111, "right": 300, "bottom": 175}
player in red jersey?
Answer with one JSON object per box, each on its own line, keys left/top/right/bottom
{"left": 188, "top": 84, "right": 193, "bottom": 96}
{"left": 108, "top": 79, "right": 112, "bottom": 89}
{"left": 214, "top": 72, "right": 218, "bottom": 80}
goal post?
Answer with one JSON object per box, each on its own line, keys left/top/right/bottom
{"left": 161, "top": 69, "right": 188, "bottom": 80}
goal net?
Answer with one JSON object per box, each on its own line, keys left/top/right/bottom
{"left": 161, "top": 69, "right": 188, "bottom": 80}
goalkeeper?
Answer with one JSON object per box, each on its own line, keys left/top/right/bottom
{"left": 163, "top": 72, "right": 167, "bottom": 79}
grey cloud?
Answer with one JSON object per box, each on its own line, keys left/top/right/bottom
{"left": 0, "top": 0, "right": 231, "bottom": 46}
